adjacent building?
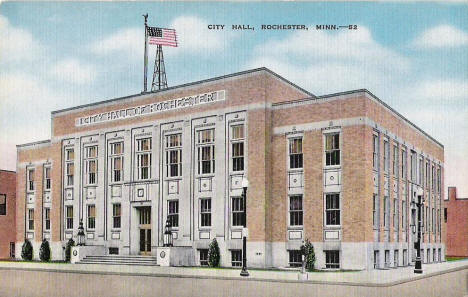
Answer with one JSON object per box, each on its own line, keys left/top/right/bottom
{"left": 446, "top": 187, "right": 468, "bottom": 257}
{"left": 0, "top": 169, "right": 16, "bottom": 259}
{"left": 16, "top": 68, "right": 445, "bottom": 269}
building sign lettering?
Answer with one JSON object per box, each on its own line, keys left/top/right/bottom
{"left": 75, "top": 90, "right": 226, "bottom": 127}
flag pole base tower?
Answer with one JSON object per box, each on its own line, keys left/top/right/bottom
{"left": 151, "top": 45, "right": 168, "bottom": 91}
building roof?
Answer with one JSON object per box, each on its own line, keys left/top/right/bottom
{"left": 51, "top": 67, "right": 315, "bottom": 116}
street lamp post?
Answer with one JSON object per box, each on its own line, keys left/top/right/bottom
{"left": 240, "top": 177, "right": 249, "bottom": 277}
{"left": 77, "top": 219, "right": 85, "bottom": 246}
{"left": 414, "top": 190, "right": 423, "bottom": 274}
{"left": 163, "top": 219, "right": 173, "bottom": 247}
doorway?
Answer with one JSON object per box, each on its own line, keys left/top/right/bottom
{"left": 138, "top": 207, "right": 151, "bottom": 255}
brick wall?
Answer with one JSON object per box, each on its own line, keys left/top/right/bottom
{"left": 446, "top": 187, "right": 468, "bottom": 257}
{"left": 0, "top": 170, "right": 16, "bottom": 259}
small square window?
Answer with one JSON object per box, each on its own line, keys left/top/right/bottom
{"left": 289, "top": 250, "right": 302, "bottom": 267}
{"left": 231, "top": 250, "right": 242, "bottom": 267}
{"left": 199, "top": 249, "right": 209, "bottom": 266}
{"left": 325, "top": 250, "right": 340, "bottom": 269}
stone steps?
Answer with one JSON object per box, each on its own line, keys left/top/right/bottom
{"left": 78, "top": 255, "right": 158, "bottom": 266}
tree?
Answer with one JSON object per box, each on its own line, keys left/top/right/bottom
{"left": 39, "top": 239, "right": 51, "bottom": 262}
{"left": 208, "top": 238, "right": 220, "bottom": 267}
{"left": 65, "top": 238, "right": 75, "bottom": 262}
{"left": 21, "top": 239, "right": 33, "bottom": 261}
{"left": 301, "top": 239, "right": 316, "bottom": 272}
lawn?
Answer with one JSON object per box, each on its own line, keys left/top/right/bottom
{"left": 446, "top": 256, "right": 467, "bottom": 262}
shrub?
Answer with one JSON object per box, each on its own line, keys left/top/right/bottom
{"left": 65, "top": 238, "right": 75, "bottom": 262}
{"left": 21, "top": 239, "right": 33, "bottom": 261}
{"left": 208, "top": 238, "right": 220, "bottom": 267}
{"left": 39, "top": 239, "right": 51, "bottom": 262}
{"left": 301, "top": 239, "right": 316, "bottom": 272}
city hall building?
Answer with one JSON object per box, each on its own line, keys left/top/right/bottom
{"left": 16, "top": 68, "right": 446, "bottom": 270}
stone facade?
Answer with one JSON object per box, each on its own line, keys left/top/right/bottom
{"left": 15, "top": 68, "right": 445, "bottom": 269}
{"left": 446, "top": 187, "right": 468, "bottom": 257}
{"left": 0, "top": 170, "right": 16, "bottom": 259}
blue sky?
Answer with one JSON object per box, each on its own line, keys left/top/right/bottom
{"left": 1, "top": 2, "right": 467, "bottom": 195}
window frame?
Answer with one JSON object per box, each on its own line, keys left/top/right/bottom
{"left": 44, "top": 166, "right": 51, "bottom": 190}
{"left": 28, "top": 208, "right": 34, "bottom": 231}
{"left": 289, "top": 250, "right": 302, "bottom": 267}
{"left": 165, "top": 133, "right": 182, "bottom": 178}
{"left": 373, "top": 194, "right": 378, "bottom": 229}
{"left": 392, "top": 144, "right": 399, "bottom": 176}
{"left": 168, "top": 200, "right": 179, "bottom": 228}
{"left": 112, "top": 203, "right": 121, "bottom": 229}
{"left": 325, "top": 250, "right": 340, "bottom": 269}
{"left": 383, "top": 196, "right": 389, "bottom": 229}
{"left": 199, "top": 198, "right": 211, "bottom": 228}
{"left": 383, "top": 139, "right": 389, "bottom": 173}
{"left": 324, "top": 133, "right": 340, "bottom": 167}
{"left": 199, "top": 249, "right": 209, "bottom": 266}
{"left": 0, "top": 194, "right": 6, "bottom": 216}
{"left": 65, "top": 147, "right": 75, "bottom": 187}
{"left": 231, "top": 124, "right": 245, "bottom": 172}
{"left": 289, "top": 195, "right": 303, "bottom": 227}
{"left": 288, "top": 137, "right": 303, "bottom": 170}
{"left": 44, "top": 207, "right": 50, "bottom": 231}
{"left": 87, "top": 204, "right": 96, "bottom": 230}
{"left": 372, "top": 133, "right": 379, "bottom": 171}
{"left": 231, "top": 250, "right": 242, "bottom": 267}
{"left": 231, "top": 196, "right": 244, "bottom": 227}
{"left": 196, "top": 129, "right": 215, "bottom": 175}
{"left": 27, "top": 168, "right": 35, "bottom": 192}
{"left": 325, "top": 193, "right": 340, "bottom": 227}
{"left": 136, "top": 138, "right": 152, "bottom": 180}
{"left": 110, "top": 141, "right": 124, "bottom": 183}
{"left": 65, "top": 206, "right": 73, "bottom": 230}
{"left": 84, "top": 145, "right": 98, "bottom": 185}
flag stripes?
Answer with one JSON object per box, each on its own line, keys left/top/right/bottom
{"left": 147, "top": 27, "right": 178, "bottom": 47}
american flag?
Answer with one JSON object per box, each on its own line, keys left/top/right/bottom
{"left": 147, "top": 27, "right": 178, "bottom": 47}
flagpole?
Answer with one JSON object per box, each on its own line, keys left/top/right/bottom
{"left": 143, "top": 14, "right": 148, "bottom": 93}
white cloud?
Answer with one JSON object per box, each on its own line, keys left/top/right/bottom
{"left": 412, "top": 25, "right": 468, "bottom": 49}
{"left": 90, "top": 27, "right": 142, "bottom": 57}
{"left": 247, "top": 26, "right": 410, "bottom": 95}
{"left": 0, "top": 15, "right": 43, "bottom": 65}
{"left": 90, "top": 16, "right": 234, "bottom": 59}
{"left": 49, "top": 59, "right": 97, "bottom": 84}
{"left": 409, "top": 80, "right": 468, "bottom": 101}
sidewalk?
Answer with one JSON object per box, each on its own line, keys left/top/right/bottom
{"left": 0, "top": 259, "right": 467, "bottom": 286}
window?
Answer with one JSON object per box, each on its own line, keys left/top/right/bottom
{"left": 394, "top": 250, "right": 399, "bottom": 267}
{"left": 393, "top": 199, "right": 398, "bottom": 229}
{"left": 85, "top": 146, "right": 98, "bottom": 185}
{"left": 325, "top": 133, "right": 340, "bottom": 166}
{"left": 410, "top": 151, "right": 417, "bottom": 183}
{"left": 426, "top": 206, "right": 429, "bottom": 233}
{"left": 87, "top": 205, "right": 96, "bottom": 230}
{"left": 199, "top": 249, "right": 209, "bottom": 266}
{"left": 136, "top": 138, "right": 151, "bottom": 180}
{"left": 374, "top": 250, "right": 379, "bottom": 269}
{"left": 432, "top": 165, "right": 435, "bottom": 191}
{"left": 438, "top": 209, "right": 441, "bottom": 235}
{"left": 289, "top": 250, "right": 302, "bottom": 267}
{"left": 231, "top": 125, "right": 244, "bottom": 172}
{"left": 66, "top": 206, "right": 73, "bottom": 230}
{"left": 168, "top": 200, "right": 179, "bottom": 227}
{"left": 44, "top": 167, "right": 51, "bottom": 190}
{"left": 28, "top": 209, "right": 34, "bottom": 230}
{"left": 0, "top": 194, "right": 6, "bottom": 215}
{"left": 373, "top": 194, "right": 378, "bottom": 228}
{"left": 373, "top": 134, "right": 379, "bottom": 170}
{"left": 383, "top": 140, "right": 389, "bottom": 173}
{"left": 403, "top": 249, "right": 407, "bottom": 266}
{"left": 325, "top": 194, "right": 340, "bottom": 226}
{"left": 325, "top": 251, "right": 340, "bottom": 269}
{"left": 384, "top": 250, "right": 390, "bottom": 268}
{"left": 432, "top": 208, "right": 435, "bottom": 233}
{"left": 392, "top": 145, "right": 398, "bottom": 176}
{"left": 383, "top": 196, "right": 389, "bottom": 228}
{"left": 200, "top": 198, "right": 211, "bottom": 227}
{"left": 44, "top": 208, "right": 50, "bottom": 231}
{"left": 437, "top": 167, "right": 441, "bottom": 194}
{"left": 110, "top": 142, "right": 123, "bottom": 182}
{"left": 402, "top": 201, "right": 407, "bottom": 230}
{"left": 109, "top": 248, "right": 119, "bottom": 255}
{"left": 166, "top": 134, "right": 182, "bottom": 177}
{"left": 10, "top": 242, "right": 15, "bottom": 258}
{"left": 418, "top": 158, "right": 423, "bottom": 186}
{"left": 231, "top": 197, "right": 244, "bottom": 227}
{"left": 401, "top": 149, "right": 407, "bottom": 179}
{"left": 65, "top": 148, "right": 74, "bottom": 186}
{"left": 197, "top": 129, "right": 215, "bottom": 174}
{"left": 289, "top": 195, "right": 303, "bottom": 226}
{"left": 27, "top": 168, "right": 35, "bottom": 191}
{"left": 113, "top": 204, "right": 121, "bottom": 228}
{"left": 426, "top": 162, "right": 430, "bottom": 188}
{"left": 444, "top": 207, "right": 447, "bottom": 223}
{"left": 231, "top": 250, "right": 242, "bottom": 267}
{"left": 433, "top": 249, "right": 436, "bottom": 262}
{"left": 289, "top": 138, "right": 303, "bottom": 169}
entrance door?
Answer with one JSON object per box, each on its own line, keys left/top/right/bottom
{"left": 138, "top": 207, "right": 151, "bottom": 255}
